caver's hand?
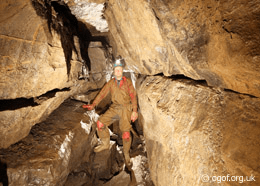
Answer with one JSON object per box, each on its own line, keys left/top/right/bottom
{"left": 82, "top": 104, "right": 94, "bottom": 110}
{"left": 131, "top": 111, "right": 138, "bottom": 122}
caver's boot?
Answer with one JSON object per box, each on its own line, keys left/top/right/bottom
{"left": 94, "top": 126, "right": 110, "bottom": 153}
{"left": 123, "top": 131, "right": 133, "bottom": 168}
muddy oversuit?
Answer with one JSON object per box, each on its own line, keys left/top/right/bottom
{"left": 91, "top": 76, "right": 137, "bottom": 166}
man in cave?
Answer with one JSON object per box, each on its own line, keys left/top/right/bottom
{"left": 82, "top": 55, "right": 138, "bottom": 168}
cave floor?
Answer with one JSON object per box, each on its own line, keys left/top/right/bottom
{"left": 0, "top": 99, "right": 154, "bottom": 186}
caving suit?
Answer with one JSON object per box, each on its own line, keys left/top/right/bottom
{"left": 92, "top": 76, "right": 137, "bottom": 164}
{"left": 93, "top": 76, "right": 137, "bottom": 133}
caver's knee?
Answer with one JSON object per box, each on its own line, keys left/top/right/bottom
{"left": 122, "top": 131, "right": 131, "bottom": 141}
{"left": 97, "top": 120, "right": 105, "bottom": 131}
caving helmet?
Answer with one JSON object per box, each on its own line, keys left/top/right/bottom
{"left": 113, "top": 55, "right": 125, "bottom": 68}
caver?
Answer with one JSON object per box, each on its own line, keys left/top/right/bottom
{"left": 83, "top": 55, "right": 138, "bottom": 168}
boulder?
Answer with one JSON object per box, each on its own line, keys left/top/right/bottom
{"left": 92, "top": 141, "right": 123, "bottom": 180}
{"left": 0, "top": 88, "right": 75, "bottom": 149}
{"left": 103, "top": 171, "right": 130, "bottom": 186}
{"left": 0, "top": 99, "right": 98, "bottom": 186}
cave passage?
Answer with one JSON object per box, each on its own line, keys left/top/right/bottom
{"left": 1, "top": 0, "right": 260, "bottom": 185}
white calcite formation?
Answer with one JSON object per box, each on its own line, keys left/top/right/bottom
{"left": 64, "top": 0, "right": 108, "bottom": 32}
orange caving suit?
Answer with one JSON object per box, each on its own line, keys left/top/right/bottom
{"left": 92, "top": 76, "right": 137, "bottom": 133}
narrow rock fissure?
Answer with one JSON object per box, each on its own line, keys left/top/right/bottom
{"left": 152, "top": 8, "right": 161, "bottom": 22}
{"left": 0, "top": 88, "right": 70, "bottom": 111}
{"left": 153, "top": 73, "right": 207, "bottom": 84}
{"left": 153, "top": 73, "right": 259, "bottom": 98}
{"left": 0, "top": 97, "right": 39, "bottom": 112}
{"left": 31, "top": 0, "right": 111, "bottom": 77}
{"left": 37, "top": 87, "right": 71, "bottom": 99}
{"left": 223, "top": 88, "right": 258, "bottom": 98}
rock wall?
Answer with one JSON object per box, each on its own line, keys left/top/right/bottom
{"left": 105, "top": 0, "right": 260, "bottom": 97}
{"left": 1, "top": 0, "right": 72, "bottom": 99}
{"left": 137, "top": 75, "right": 260, "bottom": 186}
{"left": 0, "top": 0, "right": 110, "bottom": 148}
{"left": 104, "top": 2, "right": 260, "bottom": 183}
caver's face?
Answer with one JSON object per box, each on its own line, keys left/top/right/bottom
{"left": 114, "top": 66, "right": 123, "bottom": 80}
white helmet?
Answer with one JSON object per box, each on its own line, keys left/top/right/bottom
{"left": 113, "top": 55, "right": 125, "bottom": 68}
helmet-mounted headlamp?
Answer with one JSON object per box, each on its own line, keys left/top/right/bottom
{"left": 115, "top": 59, "right": 122, "bottom": 67}
{"left": 113, "top": 56, "right": 125, "bottom": 68}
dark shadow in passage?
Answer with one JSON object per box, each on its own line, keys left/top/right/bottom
{"left": 0, "top": 98, "right": 39, "bottom": 111}
{"left": 125, "top": 167, "right": 137, "bottom": 186}
{"left": 0, "top": 161, "right": 8, "bottom": 186}
{"left": 77, "top": 21, "right": 92, "bottom": 72}
{"left": 31, "top": 0, "right": 111, "bottom": 79}
{"left": 77, "top": 21, "right": 110, "bottom": 72}
{"left": 31, "top": 0, "right": 78, "bottom": 78}
{"left": 0, "top": 88, "right": 70, "bottom": 111}
{"left": 51, "top": 1, "right": 79, "bottom": 78}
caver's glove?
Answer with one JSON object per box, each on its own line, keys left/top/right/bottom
{"left": 82, "top": 104, "right": 94, "bottom": 110}
{"left": 131, "top": 111, "right": 138, "bottom": 122}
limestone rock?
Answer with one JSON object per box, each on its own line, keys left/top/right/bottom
{"left": 0, "top": 100, "right": 98, "bottom": 186}
{"left": 71, "top": 92, "right": 98, "bottom": 104}
{"left": 88, "top": 45, "right": 111, "bottom": 82}
{"left": 0, "top": 0, "right": 109, "bottom": 149}
{"left": 0, "top": 0, "right": 83, "bottom": 148}
{"left": 0, "top": 78, "right": 107, "bottom": 149}
{"left": 0, "top": 89, "right": 71, "bottom": 149}
{"left": 0, "top": 0, "right": 78, "bottom": 99}
{"left": 92, "top": 141, "right": 123, "bottom": 180}
{"left": 105, "top": 0, "right": 260, "bottom": 97}
{"left": 103, "top": 171, "right": 130, "bottom": 186}
{"left": 63, "top": 142, "right": 124, "bottom": 186}
{"left": 64, "top": 172, "right": 91, "bottom": 186}
{"left": 131, "top": 155, "right": 153, "bottom": 186}
{"left": 137, "top": 75, "right": 260, "bottom": 186}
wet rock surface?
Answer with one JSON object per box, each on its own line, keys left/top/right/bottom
{"left": 137, "top": 75, "right": 260, "bottom": 186}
